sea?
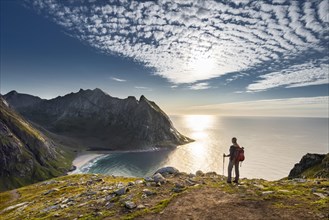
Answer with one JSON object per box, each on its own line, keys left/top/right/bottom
{"left": 73, "top": 116, "right": 329, "bottom": 180}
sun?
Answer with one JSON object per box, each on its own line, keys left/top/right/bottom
{"left": 189, "top": 56, "right": 217, "bottom": 76}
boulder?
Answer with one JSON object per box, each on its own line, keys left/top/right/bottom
{"left": 153, "top": 173, "right": 166, "bottom": 184}
{"left": 114, "top": 187, "right": 128, "bottom": 196}
{"left": 142, "top": 189, "right": 156, "bottom": 196}
{"left": 144, "top": 177, "right": 154, "bottom": 182}
{"left": 137, "top": 204, "right": 146, "bottom": 209}
{"left": 172, "top": 187, "right": 184, "bottom": 193}
{"left": 154, "top": 167, "right": 179, "bottom": 176}
{"left": 125, "top": 201, "right": 136, "bottom": 209}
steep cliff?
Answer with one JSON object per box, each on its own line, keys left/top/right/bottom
{"left": 0, "top": 97, "right": 72, "bottom": 192}
{"left": 288, "top": 153, "right": 329, "bottom": 179}
{"left": 4, "top": 89, "right": 192, "bottom": 150}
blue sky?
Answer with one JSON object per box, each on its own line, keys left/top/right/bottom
{"left": 1, "top": 0, "right": 328, "bottom": 116}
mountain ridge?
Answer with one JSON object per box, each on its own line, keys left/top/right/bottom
{"left": 4, "top": 88, "right": 193, "bottom": 151}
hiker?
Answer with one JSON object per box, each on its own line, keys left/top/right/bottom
{"left": 224, "top": 137, "right": 242, "bottom": 184}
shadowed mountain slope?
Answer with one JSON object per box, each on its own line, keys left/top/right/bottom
{"left": 0, "top": 97, "right": 72, "bottom": 192}
{"left": 4, "top": 89, "right": 192, "bottom": 150}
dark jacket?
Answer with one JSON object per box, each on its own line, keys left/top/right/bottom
{"left": 228, "top": 145, "right": 238, "bottom": 161}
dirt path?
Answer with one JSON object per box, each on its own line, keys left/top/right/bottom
{"left": 138, "top": 187, "right": 318, "bottom": 220}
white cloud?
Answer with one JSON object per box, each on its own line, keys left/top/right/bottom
{"left": 318, "top": 0, "right": 329, "bottom": 23}
{"left": 111, "top": 77, "right": 126, "bottom": 82}
{"left": 247, "top": 61, "right": 329, "bottom": 92}
{"left": 189, "top": 82, "right": 211, "bottom": 90}
{"left": 27, "top": 0, "right": 328, "bottom": 87}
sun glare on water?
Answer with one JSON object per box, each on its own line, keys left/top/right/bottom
{"left": 183, "top": 115, "right": 215, "bottom": 158}
{"left": 185, "top": 115, "right": 214, "bottom": 132}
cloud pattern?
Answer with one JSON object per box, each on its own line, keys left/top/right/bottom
{"left": 27, "top": 0, "right": 329, "bottom": 91}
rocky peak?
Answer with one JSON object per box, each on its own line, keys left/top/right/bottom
{"left": 5, "top": 90, "right": 18, "bottom": 96}
{"left": 76, "top": 88, "right": 107, "bottom": 97}
{"left": 127, "top": 96, "right": 137, "bottom": 101}
{"left": 139, "top": 95, "right": 152, "bottom": 107}
{"left": 139, "top": 95, "right": 147, "bottom": 102}
{"left": 3, "top": 91, "right": 43, "bottom": 109}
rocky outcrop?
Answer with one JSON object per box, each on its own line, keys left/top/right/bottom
{"left": 4, "top": 88, "right": 192, "bottom": 150}
{"left": 288, "top": 153, "right": 329, "bottom": 179}
{"left": 0, "top": 96, "right": 71, "bottom": 192}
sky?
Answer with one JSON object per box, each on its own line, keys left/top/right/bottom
{"left": 0, "top": 0, "right": 328, "bottom": 117}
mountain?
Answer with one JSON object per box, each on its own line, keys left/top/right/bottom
{"left": 3, "top": 90, "right": 43, "bottom": 109}
{"left": 4, "top": 89, "right": 192, "bottom": 150}
{"left": 0, "top": 96, "right": 72, "bottom": 192}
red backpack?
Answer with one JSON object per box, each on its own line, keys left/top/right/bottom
{"left": 236, "top": 147, "right": 245, "bottom": 162}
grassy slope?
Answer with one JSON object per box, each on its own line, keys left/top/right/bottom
{"left": 0, "top": 100, "right": 75, "bottom": 192}
{"left": 0, "top": 173, "right": 328, "bottom": 220}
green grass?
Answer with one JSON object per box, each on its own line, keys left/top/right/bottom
{"left": 0, "top": 101, "right": 74, "bottom": 192}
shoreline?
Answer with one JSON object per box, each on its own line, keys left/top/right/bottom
{"left": 70, "top": 152, "right": 106, "bottom": 172}
{"left": 69, "top": 148, "right": 174, "bottom": 174}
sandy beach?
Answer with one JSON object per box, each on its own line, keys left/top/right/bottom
{"left": 71, "top": 153, "right": 104, "bottom": 170}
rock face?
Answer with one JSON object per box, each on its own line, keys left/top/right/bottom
{"left": 288, "top": 153, "right": 329, "bottom": 179}
{"left": 0, "top": 96, "right": 71, "bottom": 192}
{"left": 4, "top": 88, "right": 192, "bottom": 150}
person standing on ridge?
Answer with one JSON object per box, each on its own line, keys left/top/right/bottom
{"left": 224, "top": 137, "right": 242, "bottom": 184}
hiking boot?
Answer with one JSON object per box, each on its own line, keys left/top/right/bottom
{"left": 227, "top": 181, "right": 232, "bottom": 184}
{"left": 233, "top": 180, "right": 239, "bottom": 184}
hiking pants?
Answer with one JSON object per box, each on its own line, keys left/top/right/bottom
{"left": 227, "top": 159, "right": 239, "bottom": 182}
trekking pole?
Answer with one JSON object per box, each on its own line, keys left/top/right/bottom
{"left": 222, "top": 154, "right": 225, "bottom": 176}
